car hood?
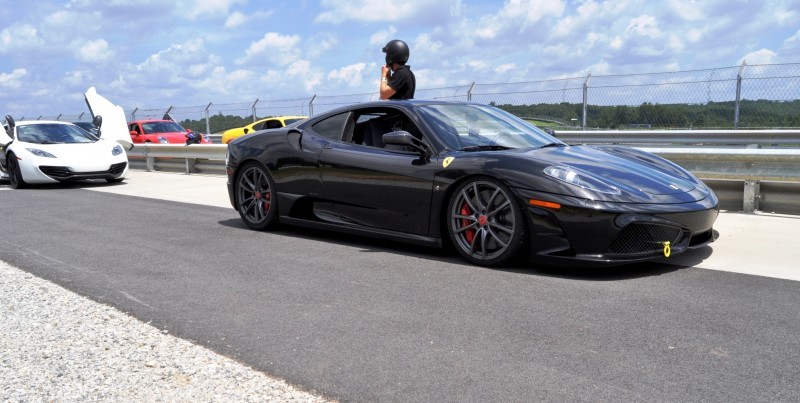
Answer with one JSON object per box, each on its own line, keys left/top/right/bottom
{"left": 84, "top": 87, "right": 133, "bottom": 150}
{"left": 23, "top": 140, "right": 124, "bottom": 160}
{"left": 519, "top": 145, "right": 706, "bottom": 202}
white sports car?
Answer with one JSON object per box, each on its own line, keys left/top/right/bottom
{"left": 1, "top": 87, "right": 133, "bottom": 189}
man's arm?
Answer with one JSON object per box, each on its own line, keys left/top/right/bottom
{"left": 379, "top": 65, "right": 396, "bottom": 100}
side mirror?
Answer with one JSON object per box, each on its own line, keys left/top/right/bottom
{"left": 92, "top": 115, "right": 103, "bottom": 137}
{"left": 4, "top": 115, "right": 15, "bottom": 137}
{"left": 383, "top": 130, "right": 428, "bottom": 158}
{"left": 544, "top": 127, "right": 555, "bottom": 136}
{"left": 130, "top": 130, "right": 139, "bottom": 137}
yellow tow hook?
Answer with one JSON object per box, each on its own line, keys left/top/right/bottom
{"left": 662, "top": 241, "right": 671, "bottom": 258}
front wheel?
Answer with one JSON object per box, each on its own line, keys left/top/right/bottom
{"left": 447, "top": 177, "right": 526, "bottom": 266}
{"left": 7, "top": 153, "right": 26, "bottom": 189}
{"left": 235, "top": 162, "right": 278, "bottom": 230}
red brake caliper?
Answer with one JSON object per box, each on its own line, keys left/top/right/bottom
{"left": 461, "top": 203, "right": 475, "bottom": 244}
{"left": 255, "top": 190, "right": 270, "bottom": 212}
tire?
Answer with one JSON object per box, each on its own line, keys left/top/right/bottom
{"left": 7, "top": 153, "right": 26, "bottom": 189}
{"left": 235, "top": 162, "right": 279, "bottom": 230}
{"left": 447, "top": 177, "right": 526, "bottom": 266}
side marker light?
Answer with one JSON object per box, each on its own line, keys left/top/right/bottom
{"left": 529, "top": 199, "right": 561, "bottom": 210}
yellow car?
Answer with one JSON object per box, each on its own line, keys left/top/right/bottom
{"left": 221, "top": 116, "right": 307, "bottom": 144}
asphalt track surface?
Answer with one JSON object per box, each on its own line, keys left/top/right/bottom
{"left": 1, "top": 171, "right": 799, "bottom": 401}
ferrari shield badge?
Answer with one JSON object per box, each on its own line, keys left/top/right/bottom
{"left": 443, "top": 157, "right": 455, "bottom": 168}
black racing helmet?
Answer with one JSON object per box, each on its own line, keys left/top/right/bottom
{"left": 382, "top": 39, "right": 410, "bottom": 65}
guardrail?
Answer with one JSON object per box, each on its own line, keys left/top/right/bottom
{"left": 127, "top": 139, "right": 800, "bottom": 215}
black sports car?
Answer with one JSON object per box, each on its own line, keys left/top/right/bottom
{"left": 226, "top": 100, "right": 718, "bottom": 267}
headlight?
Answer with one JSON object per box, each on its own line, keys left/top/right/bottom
{"left": 158, "top": 136, "right": 168, "bottom": 144}
{"left": 112, "top": 144, "right": 124, "bottom": 156}
{"left": 544, "top": 165, "right": 621, "bottom": 195}
{"left": 26, "top": 148, "right": 57, "bottom": 158}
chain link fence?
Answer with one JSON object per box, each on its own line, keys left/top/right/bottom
{"left": 31, "top": 62, "right": 800, "bottom": 132}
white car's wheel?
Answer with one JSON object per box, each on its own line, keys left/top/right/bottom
{"left": 7, "top": 153, "right": 26, "bottom": 189}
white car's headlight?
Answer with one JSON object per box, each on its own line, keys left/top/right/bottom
{"left": 544, "top": 165, "right": 621, "bottom": 195}
{"left": 112, "top": 144, "right": 124, "bottom": 156}
{"left": 26, "top": 148, "right": 57, "bottom": 158}
{"left": 158, "top": 136, "right": 168, "bottom": 144}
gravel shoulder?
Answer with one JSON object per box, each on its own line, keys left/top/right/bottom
{"left": 0, "top": 260, "right": 332, "bottom": 402}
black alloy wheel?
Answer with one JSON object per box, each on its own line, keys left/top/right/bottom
{"left": 448, "top": 177, "right": 526, "bottom": 266}
{"left": 236, "top": 162, "right": 278, "bottom": 230}
{"left": 7, "top": 153, "right": 26, "bottom": 189}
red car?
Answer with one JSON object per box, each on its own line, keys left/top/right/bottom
{"left": 128, "top": 120, "right": 211, "bottom": 144}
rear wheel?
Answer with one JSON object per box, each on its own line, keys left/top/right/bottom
{"left": 7, "top": 153, "right": 26, "bottom": 189}
{"left": 447, "top": 177, "right": 526, "bottom": 266}
{"left": 236, "top": 162, "right": 278, "bottom": 230}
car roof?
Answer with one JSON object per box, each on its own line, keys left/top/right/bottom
{"left": 16, "top": 120, "right": 75, "bottom": 126}
{"left": 130, "top": 119, "right": 178, "bottom": 123}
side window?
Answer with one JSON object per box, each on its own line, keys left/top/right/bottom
{"left": 266, "top": 120, "right": 283, "bottom": 129}
{"left": 311, "top": 112, "right": 350, "bottom": 141}
{"left": 351, "top": 108, "right": 423, "bottom": 149}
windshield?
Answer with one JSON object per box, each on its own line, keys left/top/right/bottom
{"left": 416, "top": 104, "right": 563, "bottom": 151}
{"left": 142, "top": 121, "right": 186, "bottom": 134}
{"left": 17, "top": 123, "right": 99, "bottom": 144}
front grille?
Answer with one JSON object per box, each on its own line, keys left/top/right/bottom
{"left": 109, "top": 162, "right": 127, "bottom": 175}
{"left": 39, "top": 166, "right": 72, "bottom": 179}
{"left": 39, "top": 162, "right": 127, "bottom": 181}
{"left": 606, "top": 223, "right": 686, "bottom": 257}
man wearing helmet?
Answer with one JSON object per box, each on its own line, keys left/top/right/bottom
{"left": 380, "top": 39, "right": 416, "bottom": 100}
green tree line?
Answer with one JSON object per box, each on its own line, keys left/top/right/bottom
{"left": 495, "top": 99, "right": 800, "bottom": 129}
{"left": 181, "top": 100, "right": 799, "bottom": 133}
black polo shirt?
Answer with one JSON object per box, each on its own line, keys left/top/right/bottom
{"left": 388, "top": 65, "right": 416, "bottom": 100}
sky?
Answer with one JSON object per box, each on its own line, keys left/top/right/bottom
{"left": 1, "top": 0, "right": 798, "bottom": 118}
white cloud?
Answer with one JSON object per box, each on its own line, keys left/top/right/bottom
{"left": 225, "top": 11, "right": 248, "bottom": 28}
{"left": 495, "top": 63, "right": 515, "bottom": 74}
{"left": 179, "top": 0, "right": 245, "bottom": 20}
{"left": 370, "top": 26, "right": 398, "bottom": 46}
{"left": 667, "top": 0, "right": 704, "bottom": 21}
{"left": 626, "top": 15, "right": 661, "bottom": 38}
{"left": 316, "top": 0, "right": 427, "bottom": 23}
{"left": 241, "top": 32, "right": 301, "bottom": 65}
{"left": 739, "top": 49, "right": 777, "bottom": 65}
{"left": 77, "top": 39, "right": 114, "bottom": 63}
{"left": 225, "top": 9, "right": 275, "bottom": 29}
{"left": 0, "top": 24, "right": 42, "bottom": 51}
{"left": 0, "top": 69, "right": 28, "bottom": 88}
{"left": 328, "top": 63, "right": 368, "bottom": 87}
{"left": 474, "top": 0, "right": 565, "bottom": 39}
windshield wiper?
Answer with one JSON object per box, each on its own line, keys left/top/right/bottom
{"left": 538, "top": 142, "right": 566, "bottom": 149}
{"left": 462, "top": 145, "right": 512, "bottom": 152}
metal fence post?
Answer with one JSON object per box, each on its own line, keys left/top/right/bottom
{"left": 309, "top": 94, "right": 317, "bottom": 117}
{"left": 582, "top": 72, "right": 592, "bottom": 130}
{"left": 734, "top": 60, "right": 747, "bottom": 129}
{"left": 251, "top": 99, "right": 259, "bottom": 122}
{"left": 204, "top": 102, "right": 212, "bottom": 135}
{"left": 131, "top": 107, "right": 138, "bottom": 121}
{"left": 467, "top": 82, "right": 476, "bottom": 102}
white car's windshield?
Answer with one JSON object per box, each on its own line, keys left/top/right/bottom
{"left": 17, "top": 123, "right": 98, "bottom": 144}
{"left": 417, "top": 104, "right": 564, "bottom": 151}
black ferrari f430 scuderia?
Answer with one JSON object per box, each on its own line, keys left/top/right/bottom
{"left": 226, "top": 100, "right": 718, "bottom": 267}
